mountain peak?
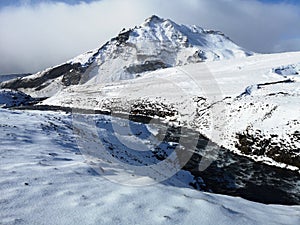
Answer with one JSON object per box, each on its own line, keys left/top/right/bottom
{"left": 1, "top": 16, "right": 253, "bottom": 96}
{"left": 144, "top": 15, "right": 165, "bottom": 24}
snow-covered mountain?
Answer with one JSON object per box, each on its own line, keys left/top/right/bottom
{"left": 0, "top": 15, "right": 252, "bottom": 97}
{"left": 0, "top": 16, "right": 299, "bottom": 172}
{"left": 1, "top": 16, "right": 300, "bottom": 224}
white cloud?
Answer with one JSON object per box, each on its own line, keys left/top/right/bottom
{"left": 0, "top": 0, "right": 300, "bottom": 74}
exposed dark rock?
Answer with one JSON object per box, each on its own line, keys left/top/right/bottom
{"left": 61, "top": 69, "right": 83, "bottom": 86}
{"left": 273, "top": 65, "right": 299, "bottom": 76}
{"left": 129, "top": 100, "right": 176, "bottom": 118}
{"left": 125, "top": 60, "right": 168, "bottom": 74}
{"left": 144, "top": 15, "right": 165, "bottom": 25}
{"left": 236, "top": 129, "right": 300, "bottom": 169}
{"left": 204, "top": 30, "right": 225, "bottom": 36}
{"left": 0, "top": 89, "right": 37, "bottom": 108}
{"left": 111, "top": 29, "right": 132, "bottom": 45}
{"left": 257, "top": 79, "right": 295, "bottom": 88}
{"left": 1, "top": 63, "right": 84, "bottom": 91}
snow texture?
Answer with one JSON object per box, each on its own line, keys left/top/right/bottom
{"left": 0, "top": 109, "right": 299, "bottom": 225}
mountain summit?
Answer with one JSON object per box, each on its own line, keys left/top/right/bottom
{"left": 1, "top": 15, "right": 253, "bottom": 97}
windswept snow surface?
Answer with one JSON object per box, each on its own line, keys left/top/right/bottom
{"left": 42, "top": 51, "right": 300, "bottom": 171}
{"left": 0, "top": 109, "right": 299, "bottom": 225}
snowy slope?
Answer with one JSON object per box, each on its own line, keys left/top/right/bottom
{"left": 0, "top": 15, "right": 252, "bottom": 97}
{"left": 0, "top": 89, "right": 34, "bottom": 108}
{"left": 1, "top": 109, "right": 299, "bottom": 225}
{"left": 42, "top": 51, "right": 300, "bottom": 171}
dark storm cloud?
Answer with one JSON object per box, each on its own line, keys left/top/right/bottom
{"left": 0, "top": 0, "right": 299, "bottom": 74}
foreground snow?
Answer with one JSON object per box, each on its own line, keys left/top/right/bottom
{"left": 0, "top": 109, "right": 299, "bottom": 225}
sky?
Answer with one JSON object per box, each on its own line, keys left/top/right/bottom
{"left": 0, "top": 0, "right": 300, "bottom": 74}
